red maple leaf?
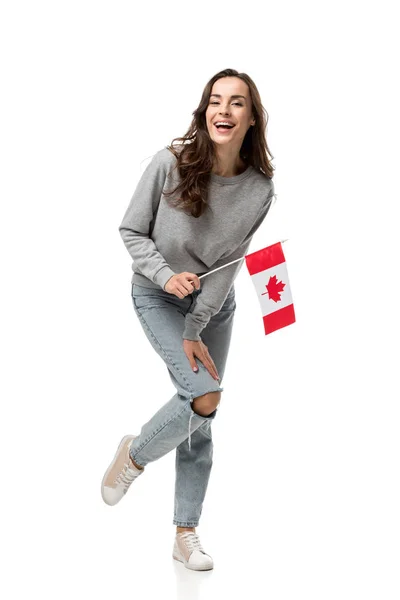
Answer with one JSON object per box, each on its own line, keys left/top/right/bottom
{"left": 261, "top": 274, "right": 286, "bottom": 302}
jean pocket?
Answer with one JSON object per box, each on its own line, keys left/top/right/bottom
{"left": 131, "top": 285, "right": 169, "bottom": 312}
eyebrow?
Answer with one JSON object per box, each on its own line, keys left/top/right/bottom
{"left": 210, "top": 94, "right": 247, "bottom": 100}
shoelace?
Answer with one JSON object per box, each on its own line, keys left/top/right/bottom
{"left": 114, "top": 460, "right": 139, "bottom": 490}
{"left": 178, "top": 532, "right": 205, "bottom": 554}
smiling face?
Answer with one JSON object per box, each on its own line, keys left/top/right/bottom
{"left": 205, "top": 77, "right": 255, "bottom": 147}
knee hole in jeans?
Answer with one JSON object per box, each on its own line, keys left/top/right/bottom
{"left": 192, "top": 391, "right": 221, "bottom": 417}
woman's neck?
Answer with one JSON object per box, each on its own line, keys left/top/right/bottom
{"left": 211, "top": 145, "right": 247, "bottom": 177}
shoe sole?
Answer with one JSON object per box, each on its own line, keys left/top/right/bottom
{"left": 101, "top": 434, "right": 135, "bottom": 505}
{"left": 172, "top": 549, "right": 214, "bottom": 571}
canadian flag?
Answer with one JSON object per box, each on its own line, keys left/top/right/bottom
{"left": 244, "top": 241, "right": 296, "bottom": 335}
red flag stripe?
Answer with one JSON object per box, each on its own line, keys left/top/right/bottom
{"left": 263, "top": 304, "right": 296, "bottom": 335}
{"left": 245, "top": 242, "right": 285, "bottom": 276}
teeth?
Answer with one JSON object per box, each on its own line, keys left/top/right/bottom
{"left": 215, "top": 122, "right": 234, "bottom": 127}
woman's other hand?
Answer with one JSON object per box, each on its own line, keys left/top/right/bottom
{"left": 183, "top": 339, "right": 220, "bottom": 381}
{"left": 164, "top": 272, "right": 200, "bottom": 298}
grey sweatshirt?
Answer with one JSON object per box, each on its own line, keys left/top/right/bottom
{"left": 119, "top": 145, "right": 275, "bottom": 341}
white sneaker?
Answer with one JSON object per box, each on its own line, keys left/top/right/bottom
{"left": 101, "top": 434, "right": 144, "bottom": 506}
{"left": 173, "top": 532, "right": 214, "bottom": 570}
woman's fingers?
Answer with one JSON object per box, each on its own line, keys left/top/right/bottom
{"left": 176, "top": 285, "right": 188, "bottom": 298}
{"left": 165, "top": 273, "right": 201, "bottom": 297}
{"left": 199, "top": 348, "right": 220, "bottom": 381}
{"left": 207, "top": 356, "right": 220, "bottom": 381}
{"left": 179, "top": 273, "right": 201, "bottom": 296}
{"left": 182, "top": 340, "right": 220, "bottom": 381}
{"left": 177, "top": 282, "right": 195, "bottom": 298}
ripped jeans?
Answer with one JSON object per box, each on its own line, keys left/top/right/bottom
{"left": 129, "top": 281, "right": 236, "bottom": 527}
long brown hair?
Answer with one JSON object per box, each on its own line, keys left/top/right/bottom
{"left": 162, "top": 68, "right": 275, "bottom": 218}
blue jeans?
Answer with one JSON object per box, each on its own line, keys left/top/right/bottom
{"left": 129, "top": 282, "right": 236, "bottom": 527}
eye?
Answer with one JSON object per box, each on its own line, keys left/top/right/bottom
{"left": 209, "top": 101, "right": 243, "bottom": 106}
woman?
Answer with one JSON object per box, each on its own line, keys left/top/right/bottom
{"left": 101, "top": 68, "right": 275, "bottom": 571}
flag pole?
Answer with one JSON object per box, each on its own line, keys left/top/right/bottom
{"left": 198, "top": 239, "right": 289, "bottom": 280}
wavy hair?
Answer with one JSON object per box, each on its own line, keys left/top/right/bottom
{"left": 162, "top": 68, "right": 275, "bottom": 218}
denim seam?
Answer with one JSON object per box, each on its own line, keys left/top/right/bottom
{"left": 131, "top": 401, "right": 190, "bottom": 459}
{"left": 200, "top": 423, "right": 213, "bottom": 440}
{"left": 133, "top": 296, "right": 224, "bottom": 398}
{"left": 132, "top": 296, "right": 221, "bottom": 452}
{"left": 133, "top": 302, "right": 195, "bottom": 398}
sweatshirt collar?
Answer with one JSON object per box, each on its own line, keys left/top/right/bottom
{"left": 210, "top": 165, "right": 253, "bottom": 185}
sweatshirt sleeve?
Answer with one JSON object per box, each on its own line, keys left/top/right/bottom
{"left": 182, "top": 186, "right": 276, "bottom": 341}
{"left": 118, "top": 149, "right": 176, "bottom": 290}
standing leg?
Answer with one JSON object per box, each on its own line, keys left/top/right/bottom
{"left": 173, "top": 288, "right": 236, "bottom": 528}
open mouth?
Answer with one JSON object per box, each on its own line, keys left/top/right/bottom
{"left": 214, "top": 123, "right": 235, "bottom": 134}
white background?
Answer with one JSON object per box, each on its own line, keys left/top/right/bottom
{"left": 1, "top": 1, "right": 399, "bottom": 598}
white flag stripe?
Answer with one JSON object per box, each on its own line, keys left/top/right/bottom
{"left": 251, "top": 262, "right": 293, "bottom": 316}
